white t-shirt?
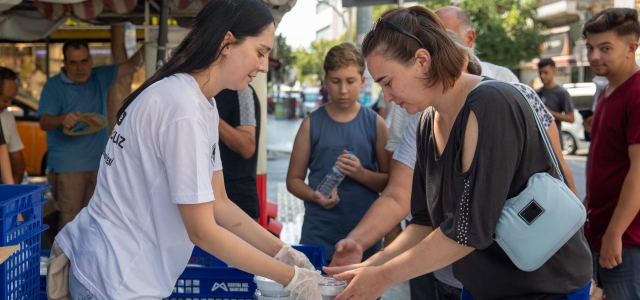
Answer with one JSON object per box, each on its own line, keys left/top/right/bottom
{"left": 384, "top": 102, "right": 415, "bottom": 153}
{"left": 56, "top": 73, "right": 223, "bottom": 300}
{"left": 0, "top": 110, "right": 24, "bottom": 153}
{"left": 391, "top": 113, "right": 420, "bottom": 169}
{"left": 480, "top": 61, "right": 519, "bottom": 83}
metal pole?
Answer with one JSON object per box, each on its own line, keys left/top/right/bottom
{"left": 144, "top": 0, "right": 150, "bottom": 42}
{"left": 356, "top": 6, "right": 372, "bottom": 48}
{"left": 156, "top": 0, "right": 169, "bottom": 70}
{"left": 45, "top": 36, "right": 50, "bottom": 78}
{"left": 356, "top": 6, "right": 373, "bottom": 105}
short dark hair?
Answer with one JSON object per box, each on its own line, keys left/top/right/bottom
{"left": 0, "top": 67, "right": 17, "bottom": 96}
{"left": 362, "top": 6, "right": 467, "bottom": 92}
{"left": 582, "top": 8, "right": 640, "bottom": 41}
{"left": 538, "top": 58, "right": 555, "bottom": 69}
{"left": 62, "top": 40, "right": 90, "bottom": 61}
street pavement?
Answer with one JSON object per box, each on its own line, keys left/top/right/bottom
{"left": 266, "top": 114, "right": 589, "bottom": 299}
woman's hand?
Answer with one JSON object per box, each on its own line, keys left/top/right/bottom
{"left": 274, "top": 245, "right": 316, "bottom": 270}
{"left": 323, "top": 262, "right": 364, "bottom": 276}
{"left": 283, "top": 266, "right": 326, "bottom": 300}
{"left": 336, "top": 150, "right": 364, "bottom": 181}
{"left": 313, "top": 189, "right": 340, "bottom": 209}
{"left": 333, "top": 266, "right": 391, "bottom": 300}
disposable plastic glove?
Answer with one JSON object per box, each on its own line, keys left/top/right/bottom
{"left": 274, "top": 245, "right": 316, "bottom": 270}
{"left": 283, "top": 266, "right": 326, "bottom": 300}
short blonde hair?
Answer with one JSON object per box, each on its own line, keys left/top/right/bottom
{"left": 323, "top": 43, "right": 366, "bottom": 76}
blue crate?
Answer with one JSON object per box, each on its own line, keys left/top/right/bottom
{"left": 165, "top": 245, "right": 326, "bottom": 300}
{"left": 188, "top": 245, "right": 327, "bottom": 270}
{"left": 0, "top": 185, "right": 49, "bottom": 300}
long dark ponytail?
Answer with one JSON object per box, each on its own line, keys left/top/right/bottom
{"left": 117, "top": 0, "right": 274, "bottom": 118}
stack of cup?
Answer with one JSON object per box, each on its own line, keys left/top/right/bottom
{"left": 253, "top": 276, "right": 347, "bottom": 300}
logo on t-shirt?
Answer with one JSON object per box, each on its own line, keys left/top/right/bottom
{"left": 211, "top": 143, "right": 217, "bottom": 166}
{"left": 117, "top": 111, "right": 127, "bottom": 126}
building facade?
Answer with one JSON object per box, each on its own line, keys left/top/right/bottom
{"left": 314, "top": 0, "right": 355, "bottom": 42}
{"left": 519, "top": 0, "right": 639, "bottom": 86}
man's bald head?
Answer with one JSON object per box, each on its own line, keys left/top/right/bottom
{"left": 435, "top": 6, "right": 476, "bottom": 48}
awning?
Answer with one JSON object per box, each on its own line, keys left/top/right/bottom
{"left": 0, "top": 0, "right": 296, "bottom": 41}
{"left": 0, "top": 9, "right": 66, "bottom": 40}
{"left": 29, "top": 0, "right": 137, "bottom": 21}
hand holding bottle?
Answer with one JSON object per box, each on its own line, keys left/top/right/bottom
{"left": 313, "top": 189, "right": 340, "bottom": 209}
{"left": 336, "top": 150, "right": 364, "bottom": 181}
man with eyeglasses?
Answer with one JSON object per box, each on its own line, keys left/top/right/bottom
{"left": 38, "top": 40, "right": 144, "bottom": 233}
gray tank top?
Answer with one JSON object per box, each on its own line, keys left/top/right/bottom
{"left": 301, "top": 105, "right": 382, "bottom": 260}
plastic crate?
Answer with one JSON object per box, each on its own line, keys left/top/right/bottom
{"left": 165, "top": 245, "right": 326, "bottom": 300}
{"left": 0, "top": 185, "right": 49, "bottom": 300}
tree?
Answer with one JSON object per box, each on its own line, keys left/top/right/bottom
{"left": 458, "top": 0, "right": 546, "bottom": 68}
{"left": 373, "top": 0, "right": 545, "bottom": 68}
{"left": 268, "top": 34, "right": 296, "bottom": 86}
{"left": 292, "top": 36, "right": 345, "bottom": 84}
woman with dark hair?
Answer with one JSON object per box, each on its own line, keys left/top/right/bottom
{"left": 46, "top": 1, "right": 324, "bottom": 299}
{"left": 326, "top": 6, "right": 592, "bottom": 300}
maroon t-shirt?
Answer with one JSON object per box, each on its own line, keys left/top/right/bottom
{"left": 585, "top": 70, "right": 640, "bottom": 252}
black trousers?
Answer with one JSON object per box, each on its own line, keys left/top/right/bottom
{"left": 410, "top": 272, "right": 437, "bottom": 300}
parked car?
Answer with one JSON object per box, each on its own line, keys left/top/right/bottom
{"left": 561, "top": 83, "right": 595, "bottom": 155}
{"left": 8, "top": 92, "right": 47, "bottom": 175}
{"left": 300, "top": 87, "right": 320, "bottom": 117}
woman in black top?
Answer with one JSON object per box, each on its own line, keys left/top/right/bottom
{"left": 327, "top": 6, "right": 592, "bottom": 300}
{"left": 0, "top": 122, "right": 14, "bottom": 184}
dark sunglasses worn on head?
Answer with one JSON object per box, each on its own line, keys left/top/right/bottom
{"left": 366, "top": 18, "right": 434, "bottom": 55}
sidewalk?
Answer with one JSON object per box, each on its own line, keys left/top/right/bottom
{"left": 266, "top": 114, "right": 302, "bottom": 156}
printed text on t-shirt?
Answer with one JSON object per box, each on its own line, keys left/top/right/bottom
{"left": 110, "top": 130, "right": 126, "bottom": 149}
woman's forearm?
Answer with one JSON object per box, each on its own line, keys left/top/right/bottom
{"left": 364, "top": 224, "right": 432, "bottom": 267}
{"left": 211, "top": 171, "right": 285, "bottom": 256}
{"left": 379, "top": 228, "right": 474, "bottom": 286}
{"left": 180, "top": 202, "right": 294, "bottom": 285}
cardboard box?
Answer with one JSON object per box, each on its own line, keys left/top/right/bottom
{"left": 0, "top": 245, "right": 20, "bottom": 264}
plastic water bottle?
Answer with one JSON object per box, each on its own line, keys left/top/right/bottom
{"left": 316, "top": 151, "right": 353, "bottom": 199}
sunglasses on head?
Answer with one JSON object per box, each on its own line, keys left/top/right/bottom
{"left": 363, "top": 18, "right": 433, "bottom": 55}
{"left": 368, "top": 18, "right": 431, "bottom": 54}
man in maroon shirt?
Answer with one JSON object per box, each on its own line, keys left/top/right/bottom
{"left": 583, "top": 8, "right": 640, "bottom": 298}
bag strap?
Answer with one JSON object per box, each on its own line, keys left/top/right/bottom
{"left": 471, "top": 80, "right": 564, "bottom": 182}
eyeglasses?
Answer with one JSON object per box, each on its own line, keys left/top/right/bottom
{"left": 369, "top": 18, "right": 426, "bottom": 50}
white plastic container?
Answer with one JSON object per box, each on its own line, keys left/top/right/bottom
{"left": 319, "top": 277, "right": 347, "bottom": 300}
{"left": 255, "top": 290, "right": 290, "bottom": 300}
{"left": 254, "top": 276, "right": 289, "bottom": 297}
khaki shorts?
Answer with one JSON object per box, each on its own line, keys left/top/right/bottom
{"left": 47, "top": 171, "right": 98, "bottom": 231}
{"left": 46, "top": 241, "right": 71, "bottom": 300}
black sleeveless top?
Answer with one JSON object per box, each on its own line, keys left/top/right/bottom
{"left": 410, "top": 79, "right": 592, "bottom": 299}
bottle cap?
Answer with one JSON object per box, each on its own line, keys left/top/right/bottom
{"left": 348, "top": 151, "right": 354, "bottom": 155}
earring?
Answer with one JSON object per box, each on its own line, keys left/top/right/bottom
{"left": 423, "top": 68, "right": 429, "bottom": 74}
